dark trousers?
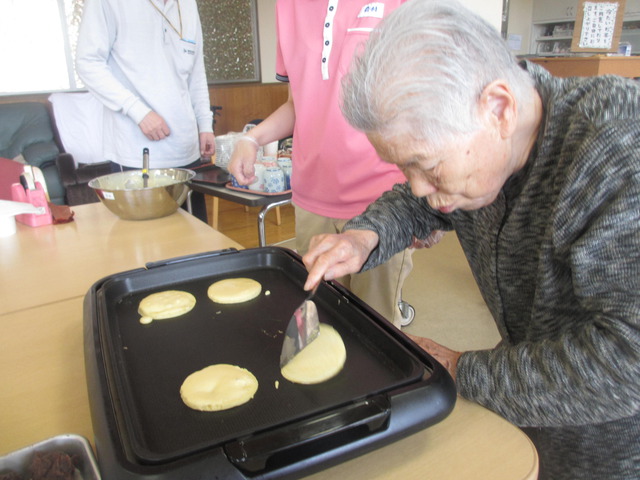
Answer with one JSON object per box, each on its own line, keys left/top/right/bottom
{"left": 108, "top": 159, "right": 208, "bottom": 223}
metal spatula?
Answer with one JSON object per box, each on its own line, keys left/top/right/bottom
{"left": 280, "top": 285, "right": 320, "bottom": 368}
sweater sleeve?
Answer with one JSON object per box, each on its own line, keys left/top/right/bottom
{"left": 458, "top": 122, "right": 640, "bottom": 428}
{"left": 75, "top": 0, "right": 151, "bottom": 124}
{"left": 344, "top": 182, "right": 453, "bottom": 270}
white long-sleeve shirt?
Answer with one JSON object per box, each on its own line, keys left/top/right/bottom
{"left": 76, "top": 0, "right": 213, "bottom": 168}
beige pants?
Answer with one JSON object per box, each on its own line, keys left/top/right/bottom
{"left": 294, "top": 204, "right": 413, "bottom": 328}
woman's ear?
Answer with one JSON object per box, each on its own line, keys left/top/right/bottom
{"left": 478, "top": 80, "right": 517, "bottom": 139}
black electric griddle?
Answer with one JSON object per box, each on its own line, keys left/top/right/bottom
{"left": 84, "top": 247, "right": 456, "bottom": 479}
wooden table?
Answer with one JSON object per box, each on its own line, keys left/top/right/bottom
{"left": 0, "top": 203, "right": 538, "bottom": 479}
{"left": 0, "top": 203, "right": 242, "bottom": 316}
{"left": 530, "top": 55, "right": 640, "bottom": 78}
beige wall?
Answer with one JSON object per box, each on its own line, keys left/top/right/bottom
{"left": 257, "top": 0, "right": 278, "bottom": 83}
{"left": 256, "top": 0, "right": 505, "bottom": 84}
{"left": 507, "top": 0, "right": 535, "bottom": 55}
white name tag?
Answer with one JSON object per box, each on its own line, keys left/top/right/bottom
{"left": 358, "top": 2, "right": 385, "bottom": 19}
{"left": 181, "top": 38, "right": 196, "bottom": 56}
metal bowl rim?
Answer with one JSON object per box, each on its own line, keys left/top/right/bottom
{"left": 88, "top": 168, "right": 195, "bottom": 190}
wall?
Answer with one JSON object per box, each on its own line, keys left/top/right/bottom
{"left": 257, "top": 0, "right": 278, "bottom": 83}
{"left": 507, "top": 0, "right": 535, "bottom": 55}
{"left": 460, "top": 0, "right": 504, "bottom": 27}
{"left": 211, "top": 83, "right": 287, "bottom": 134}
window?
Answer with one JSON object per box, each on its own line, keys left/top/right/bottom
{"left": 0, "top": 0, "right": 84, "bottom": 94}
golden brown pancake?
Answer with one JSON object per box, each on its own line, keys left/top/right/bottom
{"left": 138, "top": 290, "right": 196, "bottom": 324}
{"left": 207, "top": 278, "right": 262, "bottom": 304}
{"left": 180, "top": 364, "right": 259, "bottom": 411}
{"left": 281, "top": 324, "right": 346, "bottom": 384}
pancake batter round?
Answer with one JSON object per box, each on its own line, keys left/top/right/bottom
{"left": 281, "top": 324, "right": 346, "bottom": 384}
{"left": 207, "top": 278, "right": 262, "bottom": 304}
{"left": 180, "top": 364, "right": 259, "bottom": 411}
{"left": 138, "top": 290, "right": 196, "bottom": 324}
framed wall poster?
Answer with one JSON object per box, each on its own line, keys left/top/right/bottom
{"left": 571, "top": 0, "right": 627, "bottom": 53}
{"left": 199, "top": 0, "right": 261, "bottom": 84}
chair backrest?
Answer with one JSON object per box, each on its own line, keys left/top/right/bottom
{"left": 49, "top": 92, "right": 105, "bottom": 165}
{"left": 0, "top": 102, "right": 59, "bottom": 168}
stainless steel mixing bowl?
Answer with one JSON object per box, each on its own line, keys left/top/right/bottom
{"left": 88, "top": 168, "right": 196, "bottom": 220}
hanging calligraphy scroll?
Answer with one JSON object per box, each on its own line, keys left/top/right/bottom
{"left": 571, "top": 0, "right": 626, "bottom": 53}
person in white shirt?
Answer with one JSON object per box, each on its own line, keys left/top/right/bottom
{"left": 76, "top": 0, "right": 214, "bottom": 220}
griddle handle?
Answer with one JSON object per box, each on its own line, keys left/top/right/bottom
{"left": 144, "top": 248, "right": 239, "bottom": 269}
{"left": 224, "top": 395, "right": 390, "bottom": 474}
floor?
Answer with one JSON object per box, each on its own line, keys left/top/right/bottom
{"left": 210, "top": 197, "right": 501, "bottom": 351}
{"left": 401, "top": 234, "right": 501, "bottom": 351}
{"left": 208, "top": 197, "right": 295, "bottom": 249}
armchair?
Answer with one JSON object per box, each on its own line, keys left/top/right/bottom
{"left": 0, "top": 102, "right": 66, "bottom": 204}
{"left": 55, "top": 156, "right": 111, "bottom": 206}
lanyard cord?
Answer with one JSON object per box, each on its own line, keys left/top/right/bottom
{"left": 147, "top": 0, "right": 183, "bottom": 39}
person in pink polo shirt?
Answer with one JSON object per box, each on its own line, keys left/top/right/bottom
{"left": 229, "top": 0, "right": 415, "bottom": 327}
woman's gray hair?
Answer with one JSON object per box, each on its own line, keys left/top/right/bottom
{"left": 341, "top": 0, "right": 534, "bottom": 148}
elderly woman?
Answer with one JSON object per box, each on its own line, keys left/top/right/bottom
{"left": 302, "top": 1, "right": 640, "bottom": 479}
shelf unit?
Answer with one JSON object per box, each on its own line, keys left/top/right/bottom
{"left": 533, "top": 22, "right": 575, "bottom": 56}
{"left": 531, "top": 0, "right": 640, "bottom": 56}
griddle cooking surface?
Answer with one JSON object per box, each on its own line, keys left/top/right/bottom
{"left": 95, "top": 248, "right": 425, "bottom": 465}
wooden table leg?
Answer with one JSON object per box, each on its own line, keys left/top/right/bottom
{"left": 275, "top": 206, "right": 281, "bottom": 226}
{"left": 206, "top": 196, "right": 219, "bottom": 230}
{"left": 213, "top": 197, "right": 220, "bottom": 230}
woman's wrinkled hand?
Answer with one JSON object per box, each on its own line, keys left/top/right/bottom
{"left": 406, "top": 334, "right": 461, "bottom": 381}
{"left": 302, "top": 230, "right": 379, "bottom": 291}
{"left": 410, "top": 230, "right": 447, "bottom": 249}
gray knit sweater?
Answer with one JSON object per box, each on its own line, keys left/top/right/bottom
{"left": 345, "top": 62, "right": 640, "bottom": 479}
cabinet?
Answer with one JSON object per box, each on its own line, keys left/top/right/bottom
{"left": 531, "top": 0, "right": 640, "bottom": 55}
{"left": 530, "top": 55, "right": 640, "bottom": 78}
{"left": 627, "top": 0, "right": 640, "bottom": 18}
{"left": 532, "top": 0, "right": 577, "bottom": 22}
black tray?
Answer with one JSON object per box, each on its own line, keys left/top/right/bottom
{"left": 191, "top": 164, "right": 231, "bottom": 185}
{"left": 84, "top": 247, "right": 456, "bottom": 479}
